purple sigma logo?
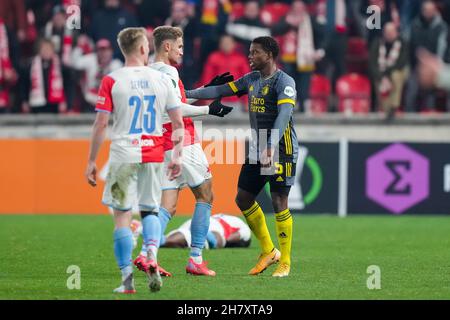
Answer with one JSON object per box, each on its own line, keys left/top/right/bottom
{"left": 366, "top": 143, "right": 429, "bottom": 214}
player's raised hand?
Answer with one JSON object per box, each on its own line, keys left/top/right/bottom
{"left": 167, "top": 159, "right": 182, "bottom": 181}
{"left": 85, "top": 161, "right": 97, "bottom": 187}
{"left": 204, "top": 72, "right": 234, "bottom": 87}
{"left": 208, "top": 99, "right": 233, "bottom": 117}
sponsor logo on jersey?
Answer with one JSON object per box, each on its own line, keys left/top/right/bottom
{"left": 130, "top": 138, "right": 155, "bottom": 147}
{"left": 250, "top": 96, "right": 265, "bottom": 113}
{"left": 97, "top": 96, "right": 106, "bottom": 104}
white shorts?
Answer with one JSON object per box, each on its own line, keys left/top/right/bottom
{"left": 162, "top": 143, "right": 212, "bottom": 190}
{"left": 102, "top": 162, "right": 163, "bottom": 212}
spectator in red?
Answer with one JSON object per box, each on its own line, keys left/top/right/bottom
{"left": 0, "top": 18, "right": 18, "bottom": 114}
{"left": 21, "top": 38, "right": 66, "bottom": 114}
{"left": 44, "top": 5, "right": 77, "bottom": 111}
{"left": 43, "top": 5, "right": 75, "bottom": 66}
{"left": 200, "top": 34, "right": 250, "bottom": 109}
{"left": 70, "top": 37, "right": 122, "bottom": 112}
{"left": 0, "top": 0, "right": 27, "bottom": 44}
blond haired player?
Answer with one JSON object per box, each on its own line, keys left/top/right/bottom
{"left": 134, "top": 26, "right": 234, "bottom": 277}
{"left": 85, "top": 27, "right": 185, "bottom": 294}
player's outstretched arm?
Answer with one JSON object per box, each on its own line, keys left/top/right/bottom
{"left": 186, "top": 72, "right": 235, "bottom": 104}
{"left": 180, "top": 100, "right": 233, "bottom": 118}
{"left": 186, "top": 73, "right": 251, "bottom": 100}
{"left": 185, "top": 83, "right": 235, "bottom": 100}
{"left": 85, "top": 112, "right": 110, "bottom": 186}
{"left": 204, "top": 72, "right": 234, "bottom": 88}
{"left": 180, "top": 102, "right": 209, "bottom": 117}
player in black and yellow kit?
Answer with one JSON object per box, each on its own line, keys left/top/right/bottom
{"left": 186, "top": 36, "right": 298, "bottom": 277}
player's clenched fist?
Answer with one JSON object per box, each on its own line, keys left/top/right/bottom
{"left": 208, "top": 99, "right": 233, "bottom": 117}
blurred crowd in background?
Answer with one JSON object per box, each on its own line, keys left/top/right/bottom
{"left": 1, "top": 0, "right": 450, "bottom": 117}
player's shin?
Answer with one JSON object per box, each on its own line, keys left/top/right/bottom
{"left": 243, "top": 202, "right": 274, "bottom": 254}
{"left": 158, "top": 207, "right": 172, "bottom": 246}
{"left": 275, "top": 209, "right": 293, "bottom": 266}
{"left": 141, "top": 211, "right": 161, "bottom": 261}
{"left": 190, "top": 202, "right": 212, "bottom": 263}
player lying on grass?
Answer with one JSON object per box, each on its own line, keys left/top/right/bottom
{"left": 185, "top": 36, "right": 299, "bottom": 277}
{"left": 85, "top": 27, "right": 184, "bottom": 293}
{"left": 131, "top": 214, "right": 251, "bottom": 250}
{"left": 134, "top": 26, "right": 234, "bottom": 277}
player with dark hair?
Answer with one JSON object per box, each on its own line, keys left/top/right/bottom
{"left": 186, "top": 36, "right": 298, "bottom": 277}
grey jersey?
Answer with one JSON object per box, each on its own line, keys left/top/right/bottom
{"left": 229, "top": 70, "right": 299, "bottom": 162}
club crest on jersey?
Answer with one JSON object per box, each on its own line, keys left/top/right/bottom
{"left": 249, "top": 85, "right": 254, "bottom": 91}
{"left": 262, "top": 85, "right": 270, "bottom": 95}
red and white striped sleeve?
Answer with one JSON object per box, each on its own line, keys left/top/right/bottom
{"left": 95, "top": 75, "right": 115, "bottom": 113}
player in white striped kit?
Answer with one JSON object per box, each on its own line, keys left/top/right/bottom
{"left": 85, "top": 27, "right": 185, "bottom": 294}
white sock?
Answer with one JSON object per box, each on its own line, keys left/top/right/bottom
{"left": 140, "top": 244, "right": 147, "bottom": 257}
{"left": 191, "top": 255, "right": 203, "bottom": 264}
{"left": 147, "top": 246, "right": 158, "bottom": 260}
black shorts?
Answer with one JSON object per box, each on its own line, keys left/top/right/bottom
{"left": 237, "top": 159, "right": 296, "bottom": 196}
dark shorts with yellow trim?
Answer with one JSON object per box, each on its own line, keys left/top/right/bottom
{"left": 237, "top": 158, "right": 297, "bottom": 196}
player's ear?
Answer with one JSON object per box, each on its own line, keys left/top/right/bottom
{"left": 164, "top": 41, "right": 170, "bottom": 53}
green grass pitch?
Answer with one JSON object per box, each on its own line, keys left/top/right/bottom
{"left": 0, "top": 214, "right": 449, "bottom": 300}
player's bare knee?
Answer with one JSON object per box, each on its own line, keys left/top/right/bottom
{"left": 192, "top": 182, "right": 213, "bottom": 204}
{"left": 271, "top": 195, "right": 288, "bottom": 213}
{"left": 235, "top": 194, "right": 252, "bottom": 211}
{"left": 166, "top": 206, "right": 176, "bottom": 216}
